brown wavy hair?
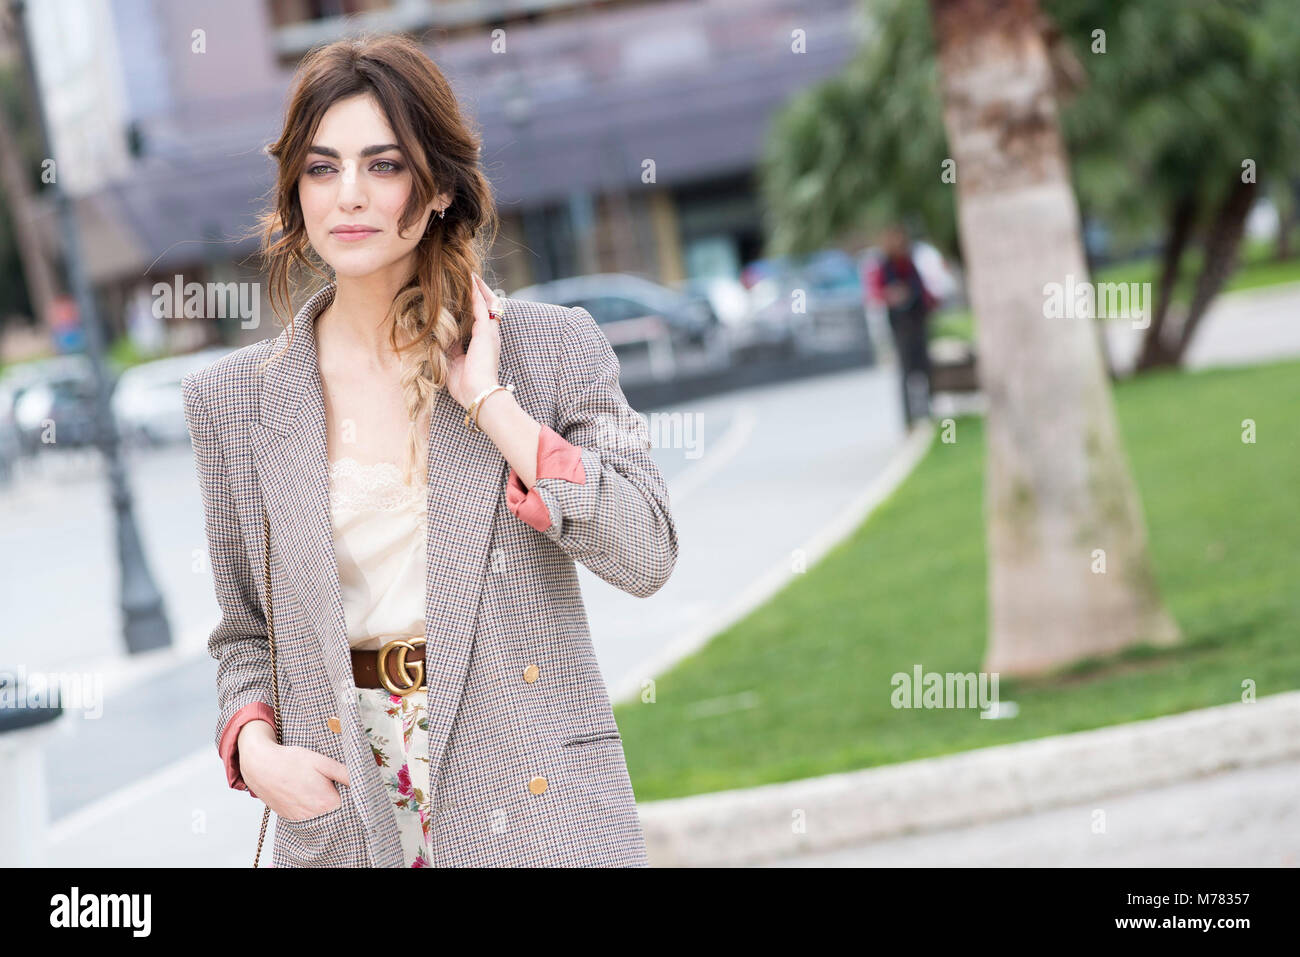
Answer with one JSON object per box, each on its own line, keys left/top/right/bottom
{"left": 256, "top": 33, "right": 499, "bottom": 485}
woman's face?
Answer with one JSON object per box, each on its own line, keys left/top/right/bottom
{"left": 298, "top": 92, "right": 449, "bottom": 281}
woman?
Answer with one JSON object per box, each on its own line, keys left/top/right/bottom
{"left": 181, "top": 34, "right": 677, "bottom": 867}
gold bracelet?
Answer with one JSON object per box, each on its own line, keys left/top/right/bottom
{"left": 465, "top": 382, "right": 515, "bottom": 433}
{"left": 463, "top": 384, "right": 498, "bottom": 429}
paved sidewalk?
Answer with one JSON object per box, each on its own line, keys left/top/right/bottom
{"left": 44, "top": 745, "right": 267, "bottom": 868}
{"left": 763, "top": 758, "right": 1300, "bottom": 867}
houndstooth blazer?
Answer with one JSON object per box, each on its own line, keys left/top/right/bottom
{"left": 180, "top": 282, "right": 677, "bottom": 867}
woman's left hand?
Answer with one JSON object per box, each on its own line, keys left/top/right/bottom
{"left": 446, "top": 272, "right": 504, "bottom": 410}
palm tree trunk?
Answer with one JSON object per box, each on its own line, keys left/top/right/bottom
{"left": 1136, "top": 191, "right": 1198, "bottom": 371}
{"left": 1273, "top": 178, "right": 1297, "bottom": 261}
{"left": 930, "top": 0, "right": 1180, "bottom": 676}
{"left": 1166, "top": 177, "right": 1256, "bottom": 366}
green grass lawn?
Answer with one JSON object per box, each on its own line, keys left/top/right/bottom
{"left": 618, "top": 359, "right": 1300, "bottom": 801}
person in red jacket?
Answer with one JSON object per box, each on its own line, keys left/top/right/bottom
{"left": 864, "top": 225, "right": 937, "bottom": 427}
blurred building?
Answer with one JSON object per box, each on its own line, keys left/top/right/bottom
{"left": 23, "top": 0, "right": 862, "bottom": 346}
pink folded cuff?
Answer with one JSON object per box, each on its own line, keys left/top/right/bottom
{"left": 506, "top": 423, "right": 586, "bottom": 532}
{"left": 219, "top": 701, "right": 277, "bottom": 798}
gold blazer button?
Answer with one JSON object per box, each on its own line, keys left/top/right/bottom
{"left": 522, "top": 664, "right": 540, "bottom": 683}
{"left": 326, "top": 716, "right": 342, "bottom": 734}
{"left": 528, "top": 775, "right": 548, "bottom": 795}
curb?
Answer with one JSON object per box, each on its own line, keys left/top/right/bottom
{"left": 637, "top": 690, "right": 1300, "bottom": 867}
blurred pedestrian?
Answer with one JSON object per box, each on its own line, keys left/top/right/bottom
{"left": 865, "top": 225, "right": 937, "bottom": 427}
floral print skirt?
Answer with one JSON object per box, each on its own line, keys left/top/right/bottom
{"left": 353, "top": 685, "right": 433, "bottom": 867}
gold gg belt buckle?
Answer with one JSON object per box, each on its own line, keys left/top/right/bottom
{"left": 377, "top": 636, "right": 427, "bottom": 696}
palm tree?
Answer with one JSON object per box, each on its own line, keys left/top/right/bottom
{"left": 929, "top": 0, "right": 1179, "bottom": 674}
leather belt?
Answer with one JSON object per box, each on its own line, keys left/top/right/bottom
{"left": 352, "top": 635, "right": 427, "bottom": 695}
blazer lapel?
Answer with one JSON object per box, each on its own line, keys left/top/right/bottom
{"left": 249, "top": 284, "right": 349, "bottom": 696}
{"left": 249, "top": 281, "right": 528, "bottom": 841}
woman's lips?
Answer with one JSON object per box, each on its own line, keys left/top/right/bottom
{"left": 331, "top": 226, "right": 379, "bottom": 242}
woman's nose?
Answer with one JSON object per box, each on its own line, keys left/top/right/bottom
{"left": 336, "top": 160, "right": 367, "bottom": 210}
{"left": 338, "top": 191, "right": 366, "bottom": 212}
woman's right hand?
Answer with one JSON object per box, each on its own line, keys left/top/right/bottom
{"left": 236, "top": 720, "right": 351, "bottom": 821}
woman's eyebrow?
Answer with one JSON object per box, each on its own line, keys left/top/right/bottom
{"left": 305, "top": 144, "right": 402, "bottom": 158}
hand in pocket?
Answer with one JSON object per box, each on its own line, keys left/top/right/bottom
{"left": 243, "top": 739, "right": 351, "bottom": 822}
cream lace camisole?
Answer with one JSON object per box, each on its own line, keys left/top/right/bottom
{"left": 328, "top": 456, "right": 428, "bottom": 653}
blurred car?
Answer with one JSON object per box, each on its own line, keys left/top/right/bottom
{"left": 0, "top": 355, "right": 104, "bottom": 455}
{"left": 671, "top": 275, "right": 750, "bottom": 365}
{"left": 800, "top": 248, "right": 874, "bottom": 333}
{"left": 111, "top": 347, "right": 236, "bottom": 447}
{"left": 510, "top": 273, "right": 720, "bottom": 380}
{"left": 511, "top": 273, "right": 715, "bottom": 344}
{"left": 741, "top": 249, "right": 877, "bottom": 362}
{"left": 743, "top": 272, "right": 811, "bottom": 358}
{"left": 674, "top": 275, "right": 750, "bottom": 329}
{"left": 739, "top": 255, "right": 793, "bottom": 290}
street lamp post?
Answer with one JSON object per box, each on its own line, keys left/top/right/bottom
{"left": 11, "top": 0, "right": 171, "bottom": 653}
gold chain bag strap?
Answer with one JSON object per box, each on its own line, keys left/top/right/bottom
{"left": 253, "top": 504, "right": 282, "bottom": 867}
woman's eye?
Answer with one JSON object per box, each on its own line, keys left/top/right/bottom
{"left": 306, "top": 163, "right": 334, "bottom": 176}
{"left": 372, "top": 160, "right": 401, "bottom": 173}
